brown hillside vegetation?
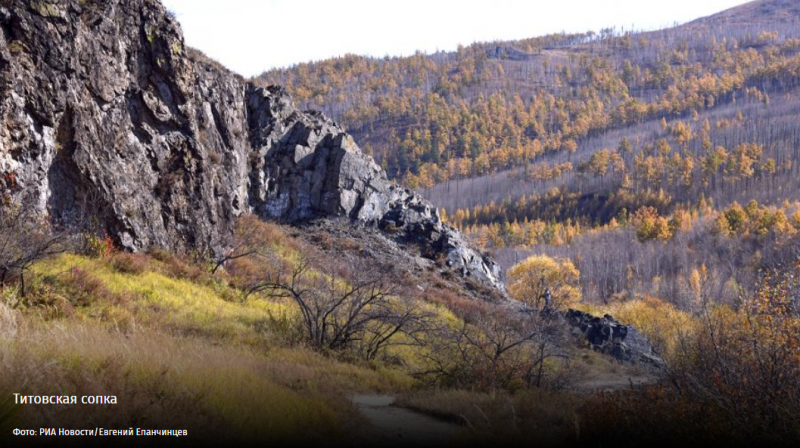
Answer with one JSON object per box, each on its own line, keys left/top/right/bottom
{"left": 1, "top": 208, "right": 798, "bottom": 445}
{"left": 251, "top": 1, "right": 800, "bottom": 444}
{"left": 1, "top": 0, "right": 799, "bottom": 445}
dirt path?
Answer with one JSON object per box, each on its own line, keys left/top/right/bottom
{"left": 351, "top": 395, "right": 461, "bottom": 447}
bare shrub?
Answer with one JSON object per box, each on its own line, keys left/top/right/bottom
{"left": 582, "top": 266, "right": 800, "bottom": 445}
{"left": 423, "top": 307, "right": 570, "bottom": 391}
{"left": 145, "top": 247, "right": 210, "bottom": 283}
{"left": 146, "top": 247, "right": 172, "bottom": 262}
{"left": 424, "top": 285, "right": 493, "bottom": 319}
{"left": 669, "top": 268, "right": 800, "bottom": 442}
{"left": 162, "top": 256, "right": 208, "bottom": 282}
{"left": 265, "top": 255, "right": 423, "bottom": 355}
{"left": 238, "top": 241, "right": 430, "bottom": 359}
{"left": 0, "top": 205, "right": 68, "bottom": 296}
{"left": 62, "top": 267, "right": 136, "bottom": 309}
{"left": 109, "top": 253, "right": 150, "bottom": 275}
{"left": 65, "top": 267, "right": 112, "bottom": 306}
{"left": 212, "top": 216, "right": 298, "bottom": 275}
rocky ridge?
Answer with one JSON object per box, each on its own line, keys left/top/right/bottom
{"left": 0, "top": 0, "right": 503, "bottom": 291}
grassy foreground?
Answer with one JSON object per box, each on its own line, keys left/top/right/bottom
{"left": 4, "top": 219, "right": 793, "bottom": 446}
{"left": 0, "top": 250, "right": 417, "bottom": 444}
{"left": 0, "top": 246, "right": 651, "bottom": 446}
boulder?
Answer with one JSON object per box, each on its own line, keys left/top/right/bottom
{"left": 565, "top": 309, "right": 665, "bottom": 368}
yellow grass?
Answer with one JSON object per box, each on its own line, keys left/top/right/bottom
{"left": 0, "top": 320, "right": 340, "bottom": 443}
{"left": 33, "top": 254, "right": 295, "bottom": 345}
{"left": 0, "top": 252, "right": 436, "bottom": 442}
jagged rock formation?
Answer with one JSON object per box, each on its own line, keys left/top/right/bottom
{"left": 565, "top": 309, "right": 665, "bottom": 368}
{"left": 0, "top": 0, "right": 503, "bottom": 291}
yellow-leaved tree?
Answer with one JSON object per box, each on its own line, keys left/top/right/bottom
{"left": 508, "top": 255, "right": 581, "bottom": 310}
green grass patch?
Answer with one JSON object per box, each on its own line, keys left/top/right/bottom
{"left": 33, "top": 254, "right": 295, "bottom": 345}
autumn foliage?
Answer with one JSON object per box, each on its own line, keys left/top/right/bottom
{"left": 582, "top": 266, "right": 800, "bottom": 444}
{"left": 508, "top": 255, "right": 581, "bottom": 310}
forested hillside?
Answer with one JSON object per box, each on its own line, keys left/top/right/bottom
{"left": 256, "top": 6, "right": 800, "bottom": 437}
{"left": 256, "top": 0, "right": 800, "bottom": 191}
{"left": 2, "top": 0, "right": 799, "bottom": 444}
{"left": 256, "top": 0, "right": 800, "bottom": 315}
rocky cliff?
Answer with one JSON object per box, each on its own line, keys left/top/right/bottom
{"left": 0, "top": 0, "right": 503, "bottom": 291}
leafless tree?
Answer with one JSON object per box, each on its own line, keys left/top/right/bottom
{"left": 355, "top": 296, "right": 431, "bottom": 361}
{"left": 422, "top": 307, "right": 569, "bottom": 390}
{"left": 0, "top": 206, "right": 68, "bottom": 296}
{"left": 245, "top": 247, "right": 430, "bottom": 359}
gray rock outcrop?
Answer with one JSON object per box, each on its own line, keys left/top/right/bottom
{"left": 565, "top": 309, "right": 665, "bottom": 368}
{"left": 0, "top": 0, "right": 503, "bottom": 291}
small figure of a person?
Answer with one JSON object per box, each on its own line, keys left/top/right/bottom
{"left": 542, "top": 287, "right": 552, "bottom": 313}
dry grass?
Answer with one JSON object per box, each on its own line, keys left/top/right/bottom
{"left": 261, "top": 346, "right": 416, "bottom": 400}
{"left": 1, "top": 250, "right": 422, "bottom": 441}
{"left": 398, "top": 389, "right": 580, "bottom": 446}
{"left": 32, "top": 254, "right": 293, "bottom": 345}
{"left": 0, "top": 299, "right": 18, "bottom": 340}
{"left": 0, "top": 319, "right": 341, "bottom": 443}
{"left": 1, "top": 223, "right": 650, "bottom": 444}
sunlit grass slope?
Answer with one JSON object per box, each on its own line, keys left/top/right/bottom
{"left": 0, "top": 250, "right": 419, "bottom": 443}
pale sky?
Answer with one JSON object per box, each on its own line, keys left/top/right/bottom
{"left": 161, "top": 0, "right": 753, "bottom": 77}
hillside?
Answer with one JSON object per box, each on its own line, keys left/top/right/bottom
{"left": 255, "top": 4, "right": 800, "bottom": 442}
{"left": 0, "top": 0, "right": 501, "bottom": 291}
{"left": 256, "top": 0, "right": 800, "bottom": 204}
{"left": 689, "top": 0, "right": 800, "bottom": 26}
{"left": 0, "top": 0, "right": 664, "bottom": 445}
{"left": 1, "top": 0, "right": 799, "bottom": 446}
{"left": 256, "top": 0, "right": 800, "bottom": 301}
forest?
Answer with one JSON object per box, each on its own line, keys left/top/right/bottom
{"left": 253, "top": 0, "right": 800, "bottom": 443}
{"left": 256, "top": 0, "right": 800, "bottom": 310}
{"left": 1, "top": 0, "right": 799, "bottom": 445}
{"left": 258, "top": 5, "right": 800, "bottom": 191}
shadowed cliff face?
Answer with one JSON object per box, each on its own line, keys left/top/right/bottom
{"left": 0, "top": 0, "right": 504, "bottom": 292}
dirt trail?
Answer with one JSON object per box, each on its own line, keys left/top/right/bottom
{"left": 351, "top": 395, "right": 461, "bottom": 447}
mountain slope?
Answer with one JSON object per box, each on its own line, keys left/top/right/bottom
{"left": 689, "top": 0, "right": 800, "bottom": 26}
{"left": 256, "top": 0, "right": 800, "bottom": 204}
